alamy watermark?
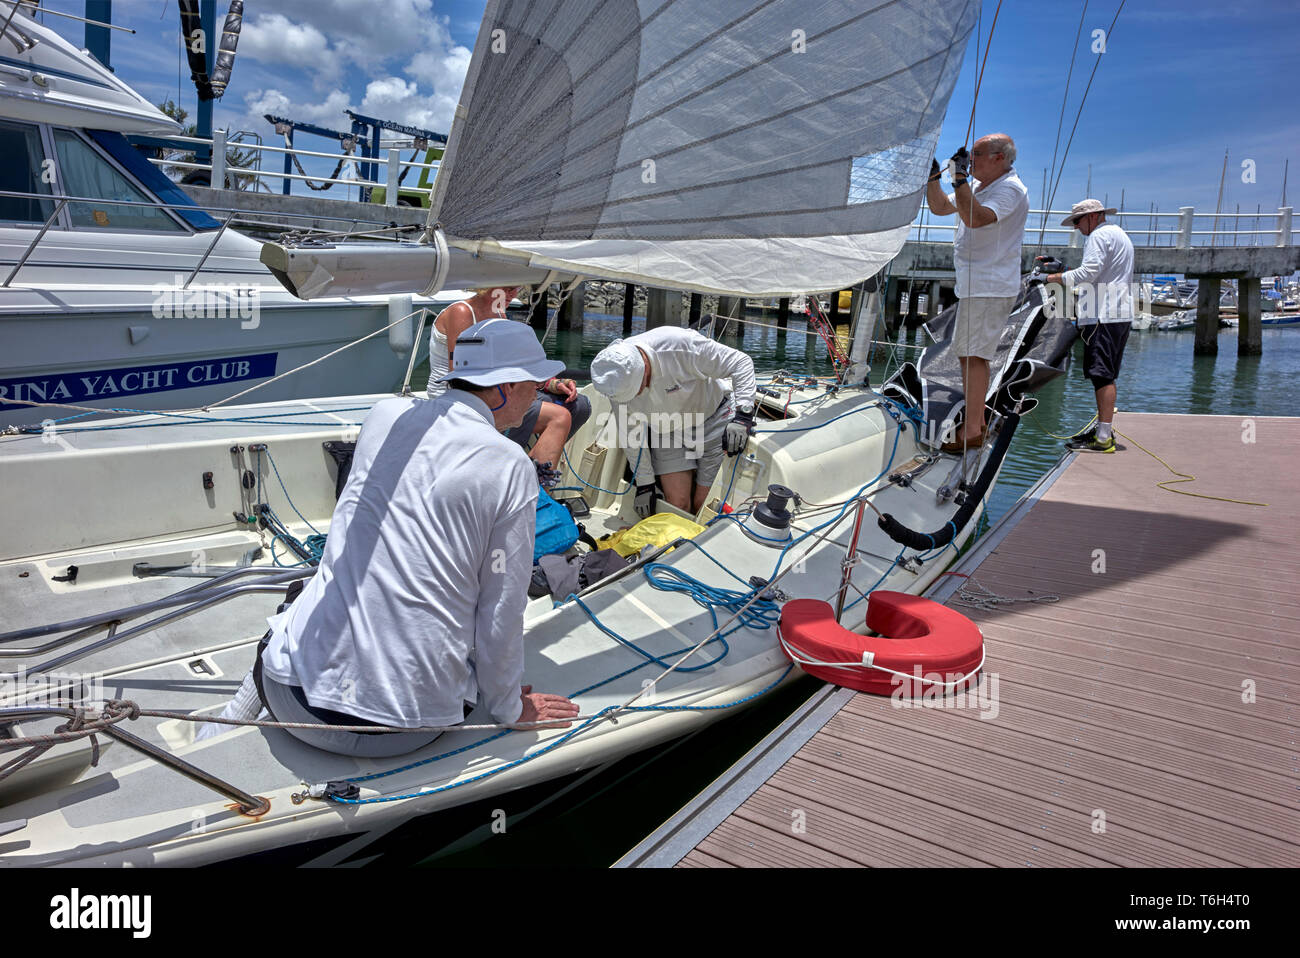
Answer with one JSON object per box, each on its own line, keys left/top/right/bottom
{"left": 593, "top": 406, "right": 709, "bottom": 461}
{"left": 0, "top": 669, "right": 106, "bottom": 710}
{"left": 890, "top": 668, "right": 999, "bottom": 720}
{"left": 151, "top": 274, "right": 260, "bottom": 329}
{"left": 1040, "top": 280, "right": 1154, "bottom": 321}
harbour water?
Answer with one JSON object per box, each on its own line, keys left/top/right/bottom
{"left": 399, "top": 314, "right": 1299, "bottom": 867}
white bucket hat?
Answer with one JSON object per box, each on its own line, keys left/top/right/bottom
{"left": 1060, "top": 198, "right": 1118, "bottom": 227}
{"left": 590, "top": 339, "right": 646, "bottom": 403}
{"left": 439, "top": 318, "right": 563, "bottom": 387}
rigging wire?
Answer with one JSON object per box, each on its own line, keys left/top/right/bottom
{"left": 962, "top": 0, "right": 1004, "bottom": 147}
{"left": 1040, "top": 0, "right": 1129, "bottom": 248}
{"left": 1034, "top": 0, "right": 1090, "bottom": 254}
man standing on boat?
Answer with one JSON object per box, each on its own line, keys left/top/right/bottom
{"left": 214, "top": 320, "right": 580, "bottom": 756}
{"left": 1039, "top": 199, "right": 1134, "bottom": 454}
{"left": 589, "top": 327, "right": 757, "bottom": 516}
{"left": 925, "top": 134, "right": 1029, "bottom": 452}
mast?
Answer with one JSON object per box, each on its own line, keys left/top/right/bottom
{"left": 1211, "top": 147, "right": 1228, "bottom": 248}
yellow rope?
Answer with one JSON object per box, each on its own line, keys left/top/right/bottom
{"left": 1028, "top": 412, "right": 1267, "bottom": 507}
{"left": 1114, "top": 428, "right": 1267, "bottom": 507}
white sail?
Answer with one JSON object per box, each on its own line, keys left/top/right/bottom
{"left": 429, "top": 0, "right": 979, "bottom": 296}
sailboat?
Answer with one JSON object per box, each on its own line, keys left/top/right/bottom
{"left": 0, "top": 0, "right": 1073, "bottom": 866}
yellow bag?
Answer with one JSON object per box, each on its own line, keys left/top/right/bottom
{"left": 598, "top": 513, "right": 706, "bottom": 557}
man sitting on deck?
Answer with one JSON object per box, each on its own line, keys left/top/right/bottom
{"left": 1039, "top": 199, "right": 1135, "bottom": 454}
{"left": 430, "top": 287, "right": 590, "bottom": 487}
{"left": 589, "top": 327, "right": 757, "bottom": 516}
{"left": 209, "top": 320, "right": 580, "bottom": 756}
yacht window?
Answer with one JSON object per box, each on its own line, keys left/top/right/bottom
{"left": 0, "top": 120, "right": 55, "bottom": 224}
{"left": 51, "top": 129, "right": 183, "bottom": 232}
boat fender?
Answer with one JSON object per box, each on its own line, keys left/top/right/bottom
{"left": 777, "top": 592, "right": 983, "bottom": 697}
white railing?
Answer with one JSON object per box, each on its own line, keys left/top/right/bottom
{"left": 152, "top": 134, "right": 1296, "bottom": 242}
{"left": 148, "top": 130, "right": 440, "bottom": 206}
{"left": 911, "top": 205, "right": 1296, "bottom": 249}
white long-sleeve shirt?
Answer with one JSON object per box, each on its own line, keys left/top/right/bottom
{"left": 611, "top": 327, "right": 756, "bottom": 486}
{"left": 261, "top": 391, "right": 537, "bottom": 727}
{"left": 1062, "top": 222, "right": 1135, "bottom": 324}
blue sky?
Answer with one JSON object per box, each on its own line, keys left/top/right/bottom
{"left": 35, "top": 1, "right": 1300, "bottom": 228}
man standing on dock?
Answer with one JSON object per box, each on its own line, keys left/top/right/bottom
{"left": 1040, "top": 199, "right": 1134, "bottom": 454}
{"left": 925, "top": 134, "right": 1029, "bottom": 452}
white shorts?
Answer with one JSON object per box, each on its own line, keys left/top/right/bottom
{"left": 954, "top": 295, "right": 1018, "bottom": 360}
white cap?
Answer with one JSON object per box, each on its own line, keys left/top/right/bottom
{"left": 439, "top": 318, "right": 564, "bottom": 387}
{"left": 590, "top": 340, "right": 645, "bottom": 403}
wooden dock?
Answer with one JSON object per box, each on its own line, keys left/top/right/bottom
{"left": 618, "top": 412, "right": 1300, "bottom": 868}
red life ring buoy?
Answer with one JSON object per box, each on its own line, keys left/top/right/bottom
{"left": 778, "top": 592, "right": 984, "bottom": 697}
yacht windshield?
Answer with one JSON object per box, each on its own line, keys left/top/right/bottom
{"left": 52, "top": 130, "right": 183, "bottom": 232}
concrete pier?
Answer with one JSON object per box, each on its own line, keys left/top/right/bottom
{"left": 718, "top": 296, "right": 745, "bottom": 339}
{"left": 688, "top": 293, "right": 703, "bottom": 329}
{"left": 556, "top": 281, "right": 584, "bottom": 331}
{"left": 646, "top": 288, "right": 683, "bottom": 329}
{"left": 622, "top": 284, "right": 635, "bottom": 336}
{"left": 1238, "top": 277, "right": 1262, "bottom": 355}
{"left": 1193, "top": 277, "right": 1221, "bottom": 355}
{"left": 527, "top": 285, "right": 549, "bottom": 330}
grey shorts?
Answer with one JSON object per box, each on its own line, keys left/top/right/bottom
{"left": 504, "top": 394, "right": 592, "bottom": 450}
{"left": 954, "top": 295, "right": 1018, "bottom": 360}
{"left": 648, "top": 400, "right": 730, "bottom": 487}
{"left": 261, "top": 675, "right": 444, "bottom": 758}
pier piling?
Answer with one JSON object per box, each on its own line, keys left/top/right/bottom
{"left": 1238, "top": 276, "right": 1262, "bottom": 355}
{"left": 1193, "top": 277, "right": 1221, "bottom": 355}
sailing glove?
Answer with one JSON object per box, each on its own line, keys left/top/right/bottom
{"left": 724, "top": 404, "right": 756, "bottom": 456}
{"left": 948, "top": 147, "right": 970, "bottom": 181}
{"left": 929, "top": 157, "right": 942, "bottom": 182}
{"left": 634, "top": 484, "right": 657, "bottom": 519}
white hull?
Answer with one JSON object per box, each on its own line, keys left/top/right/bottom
{"left": 0, "top": 383, "right": 1001, "bottom": 866}
{"left": 1, "top": 229, "right": 459, "bottom": 428}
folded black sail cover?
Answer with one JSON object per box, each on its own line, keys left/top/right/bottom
{"left": 178, "top": 0, "right": 244, "bottom": 101}
{"left": 882, "top": 282, "right": 1080, "bottom": 438}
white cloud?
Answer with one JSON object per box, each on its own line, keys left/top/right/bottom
{"left": 244, "top": 87, "right": 353, "bottom": 129}
{"left": 406, "top": 43, "right": 473, "bottom": 96}
{"left": 238, "top": 14, "right": 331, "bottom": 71}
{"left": 360, "top": 76, "right": 459, "bottom": 133}
{"left": 229, "top": 2, "right": 472, "bottom": 135}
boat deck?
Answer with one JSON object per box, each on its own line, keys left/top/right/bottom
{"left": 618, "top": 412, "right": 1300, "bottom": 867}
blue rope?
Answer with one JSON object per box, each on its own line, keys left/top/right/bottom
{"left": 719, "top": 453, "right": 741, "bottom": 509}
{"left": 329, "top": 665, "right": 795, "bottom": 805}
{"left": 259, "top": 449, "right": 323, "bottom": 536}
{"left": 559, "top": 444, "right": 643, "bottom": 497}
{"left": 332, "top": 536, "right": 784, "bottom": 800}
